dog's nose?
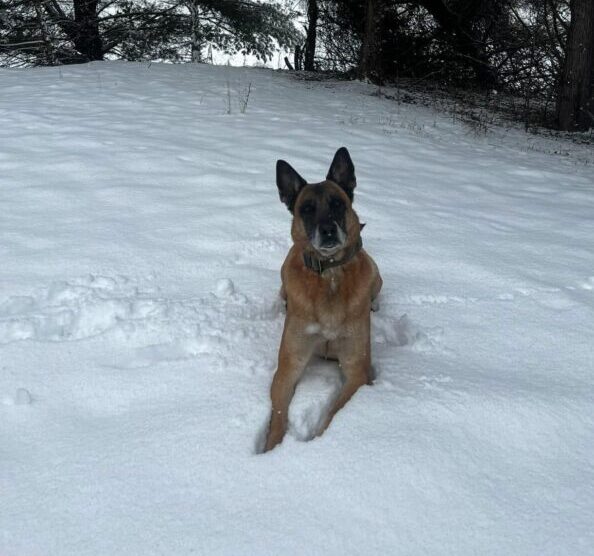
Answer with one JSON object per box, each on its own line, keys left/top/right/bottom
{"left": 319, "top": 222, "right": 335, "bottom": 238}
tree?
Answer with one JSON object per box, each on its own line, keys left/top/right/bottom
{"left": 0, "top": 0, "right": 54, "bottom": 66}
{"left": 319, "top": 0, "right": 501, "bottom": 87}
{"left": 1, "top": 0, "right": 300, "bottom": 66}
{"left": 38, "top": 0, "right": 104, "bottom": 61}
{"left": 419, "top": 0, "right": 499, "bottom": 89}
{"left": 186, "top": 1, "right": 204, "bottom": 62}
{"left": 557, "top": 0, "right": 594, "bottom": 130}
{"left": 358, "top": 0, "right": 385, "bottom": 81}
{"left": 178, "top": 0, "right": 301, "bottom": 64}
{"left": 304, "top": 0, "right": 318, "bottom": 70}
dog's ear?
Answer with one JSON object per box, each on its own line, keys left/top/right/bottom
{"left": 276, "top": 160, "right": 307, "bottom": 212}
{"left": 327, "top": 147, "right": 356, "bottom": 201}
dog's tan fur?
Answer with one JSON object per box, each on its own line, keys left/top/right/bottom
{"left": 264, "top": 150, "right": 382, "bottom": 452}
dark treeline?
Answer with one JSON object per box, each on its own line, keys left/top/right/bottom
{"left": 1, "top": 0, "right": 592, "bottom": 131}
{"left": 307, "top": 0, "right": 593, "bottom": 132}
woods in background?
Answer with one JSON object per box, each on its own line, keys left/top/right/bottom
{"left": 0, "top": 1, "right": 300, "bottom": 64}
{"left": 1, "top": 0, "right": 592, "bottom": 131}
{"left": 313, "top": 0, "right": 592, "bottom": 131}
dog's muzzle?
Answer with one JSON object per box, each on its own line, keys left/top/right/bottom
{"left": 313, "top": 222, "right": 347, "bottom": 255}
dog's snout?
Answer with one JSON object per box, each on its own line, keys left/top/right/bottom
{"left": 319, "top": 222, "right": 336, "bottom": 238}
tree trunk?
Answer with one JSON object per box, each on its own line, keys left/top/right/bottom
{"left": 358, "top": 0, "right": 384, "bottom": 82}
{"left": 557, "top": 0, "right": 594, "bottom": 131}
{"left": 34, "top": 1, "right": 57, "bottom": 65}
{"left": 294, "top": 44, "right": 302, "bottom": 71}
{"left": 188, "top": 2, "right": 203, "bottom": 63}
{"left": 73, "top": 0, "right": 103, "bottom": 61}
{"left": 304, "top": 0, "right": 318, "bottom": 71}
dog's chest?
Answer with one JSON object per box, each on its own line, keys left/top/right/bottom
{"left": 284, "top": 251, "right": 371, "bottom": 338}
{"left": 310, "top": 303, "right": 346, "bottom": 340}
{"left": 306, "top": 270, "right": 354, "bottom": 339}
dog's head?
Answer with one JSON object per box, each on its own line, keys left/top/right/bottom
{"left": 276, "top": 147, "right": 360, "bottom": 258}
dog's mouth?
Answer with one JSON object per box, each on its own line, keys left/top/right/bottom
{"left": 316, "top": 244, "right": 341, "bottom": 256}
{"left": 311, "top": 222, "right": 347, "bottom": 257}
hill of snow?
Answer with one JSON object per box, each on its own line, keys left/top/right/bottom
{"left": 1, "top": 61, "right": 593, "bottom": 555}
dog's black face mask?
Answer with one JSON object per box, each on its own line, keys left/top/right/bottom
{"left": 297, "top": 185, "right": 347, "bottom": 254}
{"left": 276, "top": 147, "right": 357, "bottom": 256}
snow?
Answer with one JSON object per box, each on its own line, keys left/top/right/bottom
{"left": 1, "top": 61, "right": 593, "bottom": 555}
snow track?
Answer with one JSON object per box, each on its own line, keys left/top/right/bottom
{"left": 1, "top": 62, "right": 593, "bottom": 555}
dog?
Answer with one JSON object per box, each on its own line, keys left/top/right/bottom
{"left": 264, "top": 147, "right": 382, "bottom": 452}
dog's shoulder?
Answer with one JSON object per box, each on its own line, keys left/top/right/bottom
{"left": 342, "top": 249, "right": 382, "bottom": 308}
{"left": 357, "top": 248, "right": 381, "bottom": 281}
{"left": 280, "top": 245, "right": 318, "bottom": 297}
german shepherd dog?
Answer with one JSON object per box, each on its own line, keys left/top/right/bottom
{"left": 264, "top": 147, "right": 382, "bottom": 452}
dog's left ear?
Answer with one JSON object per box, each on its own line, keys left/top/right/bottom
{"left": 327, "top": 147, "right": 356, "bottom": 201}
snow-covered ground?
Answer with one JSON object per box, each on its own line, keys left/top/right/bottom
{"left": 1, "top": 62, "right": 593, "bottom": 555}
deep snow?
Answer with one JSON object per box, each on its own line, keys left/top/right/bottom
{"left": 1, "top": 62, "right": 593, "bottom": 555}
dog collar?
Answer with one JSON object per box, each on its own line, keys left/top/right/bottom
{"left": 303, "top": 237, "right": 363, "bottom": 275}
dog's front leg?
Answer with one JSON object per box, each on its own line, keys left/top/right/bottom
{"left": 264, "top": 320, "right": 314, "bottom": 452}
{"left": 319, "top": 319, "right": 371, "bottom": 434}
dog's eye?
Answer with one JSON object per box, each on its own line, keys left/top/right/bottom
{"left": 329, "top": 197, "right": 343, "bottom": 211}
{"left": 300, "top": 202, "right": 315, "bottom": 215}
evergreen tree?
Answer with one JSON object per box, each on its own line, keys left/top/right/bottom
{"left": 178, "top": 0, "right": 300, "bottom": 63}
{"left": 0, "top": 0, "right": 300, "bottom": 66}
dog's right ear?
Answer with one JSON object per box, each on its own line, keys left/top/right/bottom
{"left": 276, "top": 160, "right": 307, "bottom": 213}
{"left": 327, "top": 147, "right": 356, "bottom": 201}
